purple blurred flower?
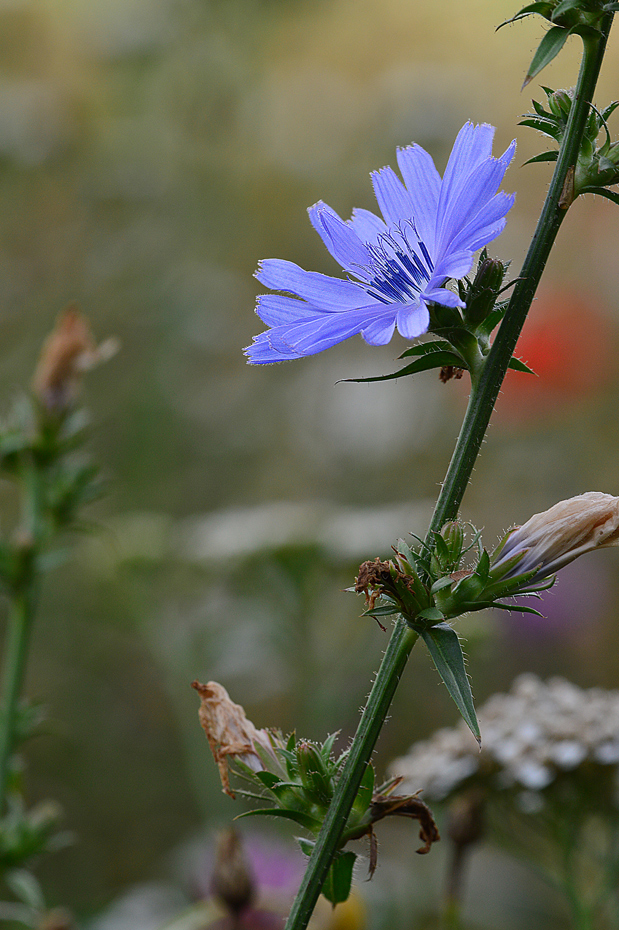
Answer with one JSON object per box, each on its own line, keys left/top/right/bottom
{"left": 245, "top": 122, "right": 515, "bottom": 364}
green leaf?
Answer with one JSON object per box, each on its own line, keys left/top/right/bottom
{"left": 344, "top": 351, "right": 466, "bottom": 384}
{"left": 399, "top": 339, "right": 456, "bottom": 359}
{"left": 581, "top": 186, "right": 619, "bottom": 205}
{"left": 522, "top": 150, "right": 559, "bottom": 165}
{"left": 236, "top": 808, "right": 323, "bottom": 832}
{"left": 421, "top": 623, "right": 480, "bottom": 743}
{"left": 602, "top": 102, "right": 619, "bottom": 123}
{"left": 497, "top": 2, "right": 553, "bottom": 29}
{"left": 604, "top": 2, "right": 619, "bottom": 9}
{"left": 4, "top": 869, "right": 45, "bottom": 910}
{"left": 523, "top": 26, "right": 570, "bottom": 88}
{"left": 322, "top": 851, "right": 357, "bottom": 905}
{"left": 508, "top": 356, "right": 536, "bottom": 374}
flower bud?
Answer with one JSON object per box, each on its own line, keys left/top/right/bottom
{"left": 441, "top": 522, "right": 464, "bottom": 566}
{"left": 548, "top": 89, "right": 573, "bottom": 122}
{"left": 463, "top": 257, "right": 505, "bottom": 328}
{"left": 492, "top": 492, "right": 619, "bottom": 583}
{"left": 210, "top": 829, "right": 256, "bottom": 916}
{"left": 296, "top": 740, "right": 334, "bottom": 807}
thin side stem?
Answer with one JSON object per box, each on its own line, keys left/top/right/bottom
{"left": 0, "top": 454, "right": 42, "bottom": 815}
{"left": 284, "top": 17, "right": 614, "bottom": 930}
{"left": 0, "top": 587, "right": 37, "bottom": 813}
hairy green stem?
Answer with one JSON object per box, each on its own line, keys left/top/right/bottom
{"left": 284, "top": 623, "right": 418, "bottom": 929}
{"left": 284, "top": 17, "right": 614, "bottom": 930}
{"left": 0, "top": 455, "right": 42, "bottom": 815}
{"left": 0, "top": 587, "right": 37, "bottom": 813}
{"left": 428, "top": 21, "right": 612, "bottom": 536}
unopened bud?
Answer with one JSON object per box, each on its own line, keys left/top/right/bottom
{"left": 493, "top": 491, "right": 619, "bottom": 582}
{"left": 297, "top": 741, "right": 333, "bottom": 806}
{"left": 463, "top": 257, "right": 505, "bottom": 328}
{"left": 441, "top": 522, "right": 464, "bottom": 565}
{"left": 548, "top": 88, "right": 573, "bottom": 122}
{"left": 211, "top": 829, "right": 255, "bottom": 916}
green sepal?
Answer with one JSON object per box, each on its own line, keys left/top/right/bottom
{"left": 421, "top": 623, "right": 480, "bottom": 743}
{"left": 351, "top": 762, "right": 375, "bottom": 817}
{"left": 476, "top": 303, "right": 507, "bottom": 338}
{"left": 254, "top": 771, "right": 282, "bottom": 790}
{"left": 497, "top": 2, "right": 554, "bottom": 29}
{"left": 362, "top": 603, "right": 400, "bottom": 619}
{"left": 523, "top": 26, "right": 571, "bottom": 88}
{"left": 297, "top": 837, "right": 315, "bottom": 857}
{"left": 476, "top": 549, "right": 490, "bottom": 582}
{"left": 399, "top": 339, "right": 457, "bottom": 359}
{"left": 417, "top": 607, "right": 445, "bottom": 624}
{"left": 519, "top": 115, "right": 563, "bottom": 139}
{"left": 551, "top": 0, "right": 585, "bottom": 20}
{"left": 508, "top": 356, "right": 536, "bottom": 374}
{"left": 492, "top": 601, "right": 545, "bottom": 617}
{"left": 431, "top": 575, "right": 455, "bottom": 595}
{"left": 581, "top": 186, "right": 619, "bottom": 205}
{"left": 523, "top": 150, "right": 559, "bottom": 165}
{"left": 322, "top": 851, "right": 357, "bottom": 905}
{"left": 235, "top": 808, "right": 323, "bottom": 832}
{"left": 604, "top": 2, "right": 619, "bottom": 9}
{"left": 345, "top": 349, "right": 466, "bottom": 384}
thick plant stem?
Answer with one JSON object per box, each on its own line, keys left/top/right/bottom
{"left": 284, "top": 623, "right": 418, "bottom": 930}
{"left": 428, "top": 21, "right": 612, "bottom": 537}
{"left": 284, "top": 18, "right": 613, "bottom": 930}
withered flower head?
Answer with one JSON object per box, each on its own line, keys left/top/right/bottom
{"left": 493, "top": 492, "right": 619, "bottom": 580}
{"left": 32, "top": 305, "right": 118, "bottom": 412}
{"left": 191, "top": 679, "right": 276, "bottom": 798}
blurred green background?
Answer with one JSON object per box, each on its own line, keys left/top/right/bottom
{"left": 2, "top": 0, "right": 619, "bottom": 926}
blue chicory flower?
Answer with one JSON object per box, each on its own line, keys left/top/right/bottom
{"left": 245, "top": 122, "right": 516, "bottom": 364}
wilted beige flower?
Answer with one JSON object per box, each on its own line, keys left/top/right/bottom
{"left": 191, "top": 680, "right": 277, "bottom": 798}
{"left": 492, "top": 492, "right": 619, "bottom": 581}
{"left": 32, "top": 305, "right": 119, "bottom": 412}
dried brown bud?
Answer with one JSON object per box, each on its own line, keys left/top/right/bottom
{"left": 446, "top": 790, "right": 485, "bottom": 849}
{"left": 211, "top": 828, "right": 256, "bottom": 916}
{"left": 191, "top": 680, "right": 275, "bottom": 798}
{"left": 32, "top": 305, "right": 118, "bottom": 412}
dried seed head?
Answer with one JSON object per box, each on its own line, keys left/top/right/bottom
{"left": 32, "top": 305, "right": 118, "bottom": 412}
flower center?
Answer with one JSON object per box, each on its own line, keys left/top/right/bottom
{"left": 356, "top": 223, "right": 434, "bottom": 304}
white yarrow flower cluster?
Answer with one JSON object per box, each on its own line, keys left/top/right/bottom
{"left": 391, "top": 674, "right": 619, "bottom": 801}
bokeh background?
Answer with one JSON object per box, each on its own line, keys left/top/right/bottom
{"left": 2, "top": 0, "right": 619, "bottom": 926}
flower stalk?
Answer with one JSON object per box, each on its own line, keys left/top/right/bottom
{"left": 284, "top": 14, "right": 614, "bottom": 930}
